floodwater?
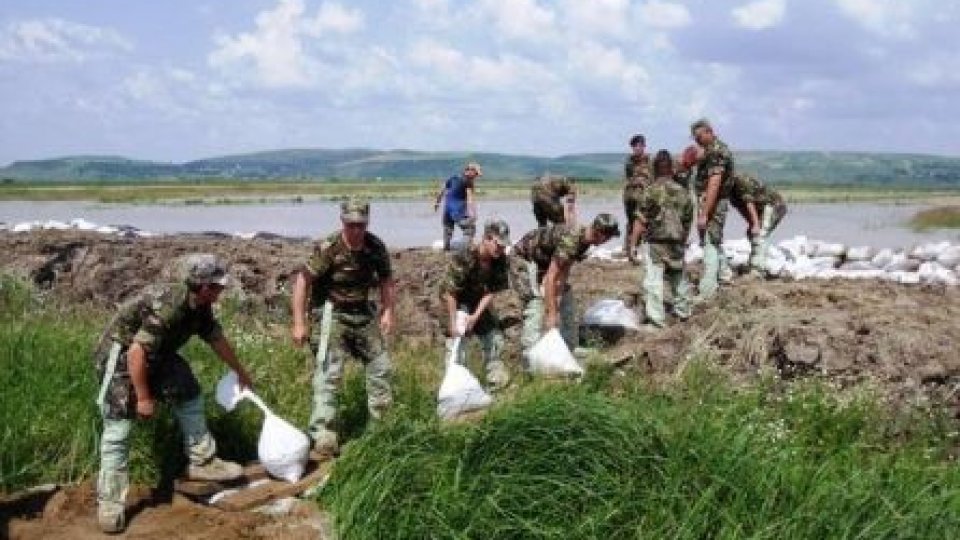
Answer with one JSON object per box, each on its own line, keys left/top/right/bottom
{"left": 2, "top": 198, "right": 958, "bottom": 249}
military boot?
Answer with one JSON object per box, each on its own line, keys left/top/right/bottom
{"left": 187, "top": 456, "right": 242, "bottom": 482}
{"left": 311, "top": 429, "right": 339, "bottom": 459}
{"left": 485, "top": 361, "right": 511, "bottom": 393}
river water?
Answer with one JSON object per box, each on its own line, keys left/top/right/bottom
{"left": 2, "top": 199, "right": 958, "bottom": 249}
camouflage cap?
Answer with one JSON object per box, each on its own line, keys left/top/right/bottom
{"left": 464, "top": 161, "right": 483, "bottom": 176}
{"left": 341, "top": 197, "right": 370, "bottom": 223}
{"left": 182, "top": 253, "right": 229, "bottom": 286}
{"left": 591, "top": 213, "right": 621, "bottom": 238}
{"left": 690, "top": 117, "right": 712, "bottom": 135}
{"left": 483, "top": 218, "right": 511, "bottom": 246}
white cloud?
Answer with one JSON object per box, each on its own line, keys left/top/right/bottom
{"left": 732, "top": 0, "right": 787, "bottom": 30}
{"left": 476, "top": 0, "right": 556, "bottom": 42}
{"left": 561, "top": 0, "right": 630, "bottom": 37}
{"left": 638, "top": 1, "right": 692, "bottom": 30}
{"left": 567, "top": 40, "right": 650, "bottom": 99}
{"left": 835, "top": 0, "right": 915, "bottom": 38}
{"left": 208, "top": 0, "right": 365, "bottom": 88}
{"left": 0, "top": 18, "right": 131, "bottom": 63}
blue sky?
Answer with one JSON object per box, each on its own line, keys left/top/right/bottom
{"left": 1, "top": 0, "right": 958, "bottom": 165}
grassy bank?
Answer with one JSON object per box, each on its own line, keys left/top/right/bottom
{"left": 1, "top": 276, "right": 958, "bottom": 538}
{"left": 1, "top": 179, "right": 958, "bottom": 205}
{"left": 910, "top": 206, "right": 960, "bottom": 231}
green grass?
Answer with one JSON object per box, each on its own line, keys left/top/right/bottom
{"left": 909, "top": 206, "right": 960, "bottom": 231}
{"left": 1, "top": 276, "right": 958, "bottom": 538}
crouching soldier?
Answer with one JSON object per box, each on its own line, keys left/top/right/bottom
{"left": 510, "top": 214, "right": 620, "bottom": 363}
{"left": 291, "top": 198, "right": 396, "bottom": 458}
{"left": 730, "top": 172, "right": 788, "bottom": 276}
{"left": 93, "top": 253, "right": 254, "bottom": 534}
{"left": 629, "top": 150, "right": 694, "bottom": 328}
{"left": 531, "top": 174, "right": 577, "bottom": 227}
{"left": 439, "top": 218, "right": 512, "bottom": 391}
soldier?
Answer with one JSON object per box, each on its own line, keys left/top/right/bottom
{"left": 629, "top": 150, "right": 694, "bottom": 328}
{"left": 434, "top": 161, "right": 481, "bottom": 250}
{"left": 689, "top": 118, "right": 735, "bottom": 301}
{"left": 291, "top": 198, "right": 396, "bottom": 457}
{"left": 623, "top": 134, "right": 652, "bottom": 263}
{"left": 530, "top": 173, "right": 577, "bottom": 227}
{"left": 510, "top": 214, "right": 620, "bottom": 361}
{"left": 439, "top": 218, "right": 512, "bottom": 391}
{"left": 93, "top": 253, "right": 255, "bottom": 534}
{"left": 730, "top": 172, "right": 788, "bottom": 275}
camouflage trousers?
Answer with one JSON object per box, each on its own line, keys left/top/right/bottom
{"left": 696, "top": 197, "right": 730, "bottom": 300}
{"left": 94, "top": 344, "right": 216, "bottom": 511}
{"left": 643, "top": 243, "right": 691, "bottom": 327}
{"left": 532, "top": 194, "right": 565, "bottom": 227}
{"left": 442, "top": 213, "right": 476, "bottom": 250}
{"left": 308, "top": 304, "right": 393, "bottom": 442}
{"left": 749, "top": 194, "right": 788, "bottom": 272}
{"left": 623, "top": 185, "right": 643, "bottom": 250}
{"left": 514, "top": 260, "right": 577, "bottom": 366}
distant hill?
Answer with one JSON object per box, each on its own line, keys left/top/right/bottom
{"left": 2, "top": 149, "right": 959, "bottom": 186}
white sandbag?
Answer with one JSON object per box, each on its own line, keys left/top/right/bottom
{"left": 778, "top": 236, "right": 808, "bottom": 261}
{"left": 812, "top": 268, "right": 839, "bottom": 280}
{"left": 766, "top": 257, "right": 786, "bottom": 277}
{"left": 871, "top": 248, "right": 895, "bottom": 269}
{"left": 527, "top": 328, "right": 583, "bottom": 377}
{"left": 883, "top": 253, "right": 921, "bottom": 272}
{"left": 839, "top": 261, "right": 875, "bottom": 271}
{"left": 587, "top": 246, "right": 617, "bottom": 261}
{"left": 13, "top": 221, "right": 39, "bottom": 232}
{"left": 932, "top": 268, "right": 959, "bottom": 286}
{"left": 43, "top": 220, "right": 70, "bottom": 230}
{"left": 887, "top": 271, "right": 921, "bottom": 285}
{"left": 910, "top": 241, "right": 951, "bottom": 262}
{"left": 684, "top": 244, "right": 703, "bottom": 264}
{"left": 919, "top": 262, "right": 958, "bottom": 285}
{"left": 811, "top": 241, "right": 845, "bottom": 258}
{"left": 728, "top": 250, "right": 750, "bottom": 268}
{"left": 845, "top": 246, "right": 875, "bottom": 262}
{"left": 582, "top": 299, "right": 640, "bottom": 330}
{"left": 241, "top": 390, "right": 310, "bottom": 483}
{"left": 722, "top": 238, "right": 751, "bottom": 257}
{"left": 70, "top": 218, "right": 99, "bottom": 231}
{"left": 437, "top": 340, "right": 493, "bottom": 420}
{"left": 810, "top": 256, "right": 838, "bottom": 270}
{"left": 835, "top": 269, "right": 886, "bottom": 280}
{"left": 215, "top": 370, "right": 244, "bottom": 412}
{"left": 936, "top": 246, "right": 960, "bottom": 267}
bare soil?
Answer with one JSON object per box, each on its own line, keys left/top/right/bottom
{"left": 2, "top": 229, "right": 959, "bottom": 537}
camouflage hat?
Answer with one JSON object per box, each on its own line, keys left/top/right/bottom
{"left": 690, "top": 117, "right": 712, "bottom": 135}
{"left": 483, "top": 218, "right": 511, "bottom": 246}
{"left": 341, "top": 197, "right": 370, "bottom": 223}
{"left": 182, "top": 253, "right": 229, "bottom": 286}
{"left": 591, "top": 213, "right": 621, "bottom": 238}
{"left": 464, "top": 161, "right": 483, "bottom": 176}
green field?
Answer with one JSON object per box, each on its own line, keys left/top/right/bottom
{"left": 2, "top": 275, "right": 958, "bottom": 538}
{"left": 1, "top": 179, "right": 959, "bottom": 205}
{"left": 910, "top": 206, "right": 960, "bottom": 230}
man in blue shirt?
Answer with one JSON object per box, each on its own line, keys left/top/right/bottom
{"left": 434, "top": 162, "right": 481, "bottom": 250}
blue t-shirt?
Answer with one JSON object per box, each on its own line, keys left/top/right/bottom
{"left": 443, "top": 175, "right": 472, "bottom": 220}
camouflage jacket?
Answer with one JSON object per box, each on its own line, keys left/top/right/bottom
{"left": 96, "top": 283, "right": 223, "bottom": 357}
{"left": 730, "top": 172, "right": 779, "bottom": 208}
{"left": 513, "top": 224, "right": 591, "bottom": 276}
{"left": 694, "top": 138, "right": 734, "bottom": 198}
{"left": 304, "top": 231, "right": 392, "bottom": 307}
{"left": 624, "top": 154, "right": 652, "bottom": 188}
{"left": 532, "top": 175, "right": 575, "bottom": 200}
{"left": 635, "top": 176, "right": 694, "bottom": 243}
{"left": 438, "top": 245, "right": 508, "bottom": 308}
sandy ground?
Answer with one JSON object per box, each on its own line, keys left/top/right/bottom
{"left": 2, "top": 229, "right": 959, "bottom": 537}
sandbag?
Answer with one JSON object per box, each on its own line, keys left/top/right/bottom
{"left": 778, "top": 236, "right": 808, "bottom": 261}
{"left": 936, "top": 246, "right": 960, "bottom": 267}
{"left": 844, "top": 246, "right": 875, "bottom": 262}
{"left": 684, "top": 244, "right": 703, "bottom": 264}
{"left": 871, "top": 248, "right": 894, "bottom": 269}
{"left": 527, "top": 328, "right": 583, "bottom": 377}
{"left": 437, "top": 339, "right": 493, "bottom": 420}
{"left": 883, "top": 253, "right": 921, "bottom": 272}
{"left": 910, "top": 241, "right": 950, "bottom": 262}
{"left": 722, "top": 238, "right": 751, "bottom": 257}
{"left": 230, "top": 384, "right": 309, "bottom": 484}
{"left": 582, "top": 299, "right": 640, "bottom": 330}
{"left": 215, "top": 370, "right": 244, "bottom": 412}
{"left": 811, "top": 241, "right": 845, "bottom": 258}
{"left": 839, "top": 261, "right": 875, "bottom": 271}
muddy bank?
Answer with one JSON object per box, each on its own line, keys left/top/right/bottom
{"left": 2, "top": 229, "right": 959, "bottom": 415}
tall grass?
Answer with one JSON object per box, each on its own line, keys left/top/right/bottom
{"left": 909, "top": 206, "right": 960, "bottom": 231}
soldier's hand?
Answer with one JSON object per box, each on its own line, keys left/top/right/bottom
{"left": 236, "top": 367, "right": 254, "bottom": 391}
{"left": 696, "top": 213, "right": 708, "bottom": 233}
{"left": 544, "top": 311, "right": 559, "bottom": 331}
{"left": 380, "top": 309, "right": 395, "bottom": 335}
{"left": 749, "top": 225, "right": 762, "bottom": 238}
{"left": 291, "top": 322, "right": 309, "bottom": 348}
{"left": 464, "top": 312, "right": 479, "bottom": 334}
{"left": 136, "top": 397, "right": 156, "bottom": 419}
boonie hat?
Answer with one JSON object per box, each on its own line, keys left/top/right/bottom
{"left": 690, "top": 117, "right": 712, "bottom": 135}
{"left": 182, "top": 253, "right": 229, "bottom": 286}
{"left": 591, "top": 213, "right": 621, "bottom": 238}
{"left": 484, "top": 218, "right": 511, "bottom": 246}
{"left": 341, "top": 197, "right": 370, "bottom": 224}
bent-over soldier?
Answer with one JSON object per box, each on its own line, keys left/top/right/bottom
{"left": 93, "top": 254, "right": 254, "bottom": 534}
{"left": 291, "top": 198, "right": 396, "bottom": 457}
{"left": 730, "top": 172, "right": 788, "bottom": 275}
{"left": 531, "top": 174, "right": 577, "bottom": 227}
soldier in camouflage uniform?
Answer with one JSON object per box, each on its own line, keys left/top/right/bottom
{"left": 92, "top": 253, "right": 254, "bottom": 534}
{"left": 689, "top": 118, "right": 735, "bottom": 301}
{"left": 291, "top": 198, "right": 396, "bottom": 457}
{"left": 510, "top": 214, "right": 620, "bottom": 361}
{"left": 729, "top": 172, "right": 788, "bottom": 275}
{"left": 630, "top": 150, "right": 694, "bottom": 327}
{"left": 439, "top": 218, "right": 512, "bottom": 391}
{"left": 623, "top": 134, "right": 653, "bottom": 263}
{"left": 531, "top": 174, "right": 577, "bottom": 227}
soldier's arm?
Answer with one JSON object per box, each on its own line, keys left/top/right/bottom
{"left": 466, "top": 183, "right": 476, "bottom": 218}
{"left": 209, "top": 335, "right": 254, "bottom": 389}
{"left": 542, "top": 258, "right": 570, "bottom": 329}
{"left": 700, "top": 173, "right": 721, "bottom": 226}
{"left": 127, "top": 342, "right": 154, "bottom": 419}
{"left": 745, "top": 201, "right": 761, "bottom": 233}
{"left": 291, "top": 270, "right": 312, "bottom": 347}
{"left": 378, "top": 276, "right": 396, "bottom": 335}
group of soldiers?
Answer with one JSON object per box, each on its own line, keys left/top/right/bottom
{"left": 92, "top": 118, "right": 786, "bottom": 533}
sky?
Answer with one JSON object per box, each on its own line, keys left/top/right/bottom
{"left": 0, "top": 0, "right": 958, "bottom": 165}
